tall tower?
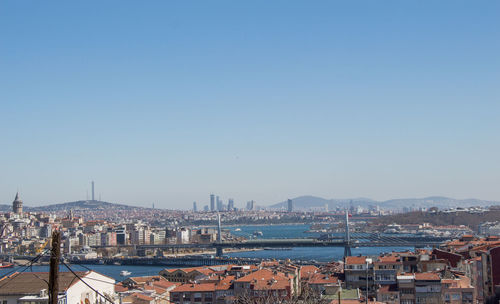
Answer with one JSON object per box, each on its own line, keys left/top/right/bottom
{"left": 216, "top": 196, "right": 222, "bottom": 211}
{"left": 210, "top": 194, "right": 215, "bottom": 211}
{"left": 12, "top": 192, "right": 23, "bottom": 215}
{"left": 287, "top": 199, "right": 293, "bottom": 212}
{"left": 193, "top": 201, "right": 197, "bottom": 212}
{"left": 91, "top": 181, "right": 95, "bottom": 201}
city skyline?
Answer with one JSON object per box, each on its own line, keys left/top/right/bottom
{"left": 1, "top": 1, "right": 499, "bottom": 207}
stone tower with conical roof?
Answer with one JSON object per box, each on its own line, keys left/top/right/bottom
{"left": 13, "top": 192, "right": 23, "bottom": 215}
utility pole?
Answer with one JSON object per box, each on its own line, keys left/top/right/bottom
{"left": 49, "top": 230, "right": 61, "bottom": 304}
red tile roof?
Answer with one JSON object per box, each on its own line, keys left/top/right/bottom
{"left": 171, "top": 283, "right": 216, "bottom": 293}
{"left": 414, "top": 272, "right": 440, "bottom": 281}
{"left": 345, "top": 256, "right": 368, "bottom": 265}
{"left": 307, "top": 273, "right": 338, "bottom": 285}
{"left": 300, "top": 265, "right": 319, "bottom": 279}
{"left": 130, "top": 293, "right": 154, "bottom": 302}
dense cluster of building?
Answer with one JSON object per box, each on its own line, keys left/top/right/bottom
{"left": 3, "top": 193, "right": 500, "bottom": 303}
{"left": 3, "top": 238, "right": 500, "bottom": 304}
{"left": 0, "top": 193, "right": 385, "bottom": 257}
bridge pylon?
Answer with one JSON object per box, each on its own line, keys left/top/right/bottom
{"left": 216, "top": 213, "right": 223, "bottom": 257}
{"left": 215, "top": 246, "right": 223, "bottom": 257}
{"left": 344, "top": 209, "right": 352, "bottom": 257}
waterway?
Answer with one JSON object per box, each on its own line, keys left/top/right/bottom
{"left": 0, "top": 264, "right": 167, "bottom": 282}
{"left": 1, "top": 224, "right": 415, "bottom": 281}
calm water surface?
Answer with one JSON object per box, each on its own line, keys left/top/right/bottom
{"left": 1, "top": 224, "right": 414, "bottom": 281}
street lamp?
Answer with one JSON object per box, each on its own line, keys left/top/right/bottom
{"left": 365, "top": 258, "right": 373, "bottom": 304}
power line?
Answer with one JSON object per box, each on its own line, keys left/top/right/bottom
{"left": 0, "top": 249, "right": 49, "bottom": 290}
{"left": 62, "top": 261, "right": 175, "bottom": 304}
{"left": 61, "top": 260, "right": 115, "bottom": 304}
{"left": 0, "top": 249, "right": 50, "bottom": 279}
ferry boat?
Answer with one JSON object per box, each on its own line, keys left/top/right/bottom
{"left": 120, "top": 270, "right": 131, "bottom": 276}
{"left": 234, "top": 228, "right": 241, "bottom": 232}
{"left": 253, "top": 231, "right": 263, "bottom": 237}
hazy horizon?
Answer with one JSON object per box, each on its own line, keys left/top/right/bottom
{"left": 1, "top": 1, "right": 499, "bottom": 208}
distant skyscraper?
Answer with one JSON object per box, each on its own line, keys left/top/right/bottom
{"left": 246, "top": 200, "right": 254, "bottom": 211}
{"left": 216, "top": 196, "right": 222, "bottom": 211}
{"left": 228, "top": 199, "right": 234, "bottom": 211}
{"left": 204, "top": 205, "right": 209, "bottom": 212}
{"left": 91, "top": 181, "right": 95, "bottom": 201}
{"left": 12, "top": 192, "right": 23, "bottom": 215}
{"left": 193, "top": 201, "right": 197, "bottom": 212}
{"left": 287, "top": 199, "right": 293, "bottom": 212}
{"left": 324, "top": 203, "right": 329, "bottom": 212}
{"left": 210, "top": 194, "right": 215, "bottom": 211}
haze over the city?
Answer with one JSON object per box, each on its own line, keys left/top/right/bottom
{"left": 1, "top": 1, "right": 499, "bottom": 208}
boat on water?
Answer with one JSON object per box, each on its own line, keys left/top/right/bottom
{"left": 234, "top": 228, "right": 241, "bottom": 232}
{"left": 253, "top": 231, "right": 263, "bottom": 237}
{"left": 120, "top": 270, "right": 131, "bottom": 276}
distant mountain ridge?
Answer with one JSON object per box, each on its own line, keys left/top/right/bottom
{"left": 0, "top": 200, "right": 143, "bottom": 212}
{"left": 269, "top": 195, "right": 500, "bottom": 210}
{"left": 28, "top": 200, "right": 138, "bottom": 211}
{"left": 2, "top": 196, "right": 498, "bottom": 212}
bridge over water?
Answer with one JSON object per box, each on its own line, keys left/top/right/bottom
{"left": 137, "top": 212, "right": 450, "bottom": 257}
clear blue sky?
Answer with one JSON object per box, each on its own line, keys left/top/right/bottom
{"left": 1, "top": 1, "right": 499, "bottom": 208}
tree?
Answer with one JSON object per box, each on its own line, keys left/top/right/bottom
{"left": 234, "top": 284, "right": 330, "bottom": 304}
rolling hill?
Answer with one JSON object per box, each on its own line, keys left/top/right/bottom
{"left": 269, "top": 195, "right": 500, "bottom": 211}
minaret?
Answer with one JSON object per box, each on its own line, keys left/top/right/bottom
{"left": 13, "top": 192, "right": 23, "bottom": 215}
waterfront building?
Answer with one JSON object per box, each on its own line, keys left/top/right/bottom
{"left": 160, "top": 267, "right": 213, "bottom": 283}
{"left": 176, "top": 227, "right": 190, "bottom": 244}
{"left": 131, "top": 227, "right": 151, "bottom": 245}
{"left": 115, "top": 227, "right": 128, "bottom": 245}
{"left": 287, "top": 199, "right": 293, "bottom": 212}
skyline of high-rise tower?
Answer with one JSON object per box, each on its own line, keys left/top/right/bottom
{"left": 210, "top": 194, "right": 215, "bottom": 211}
